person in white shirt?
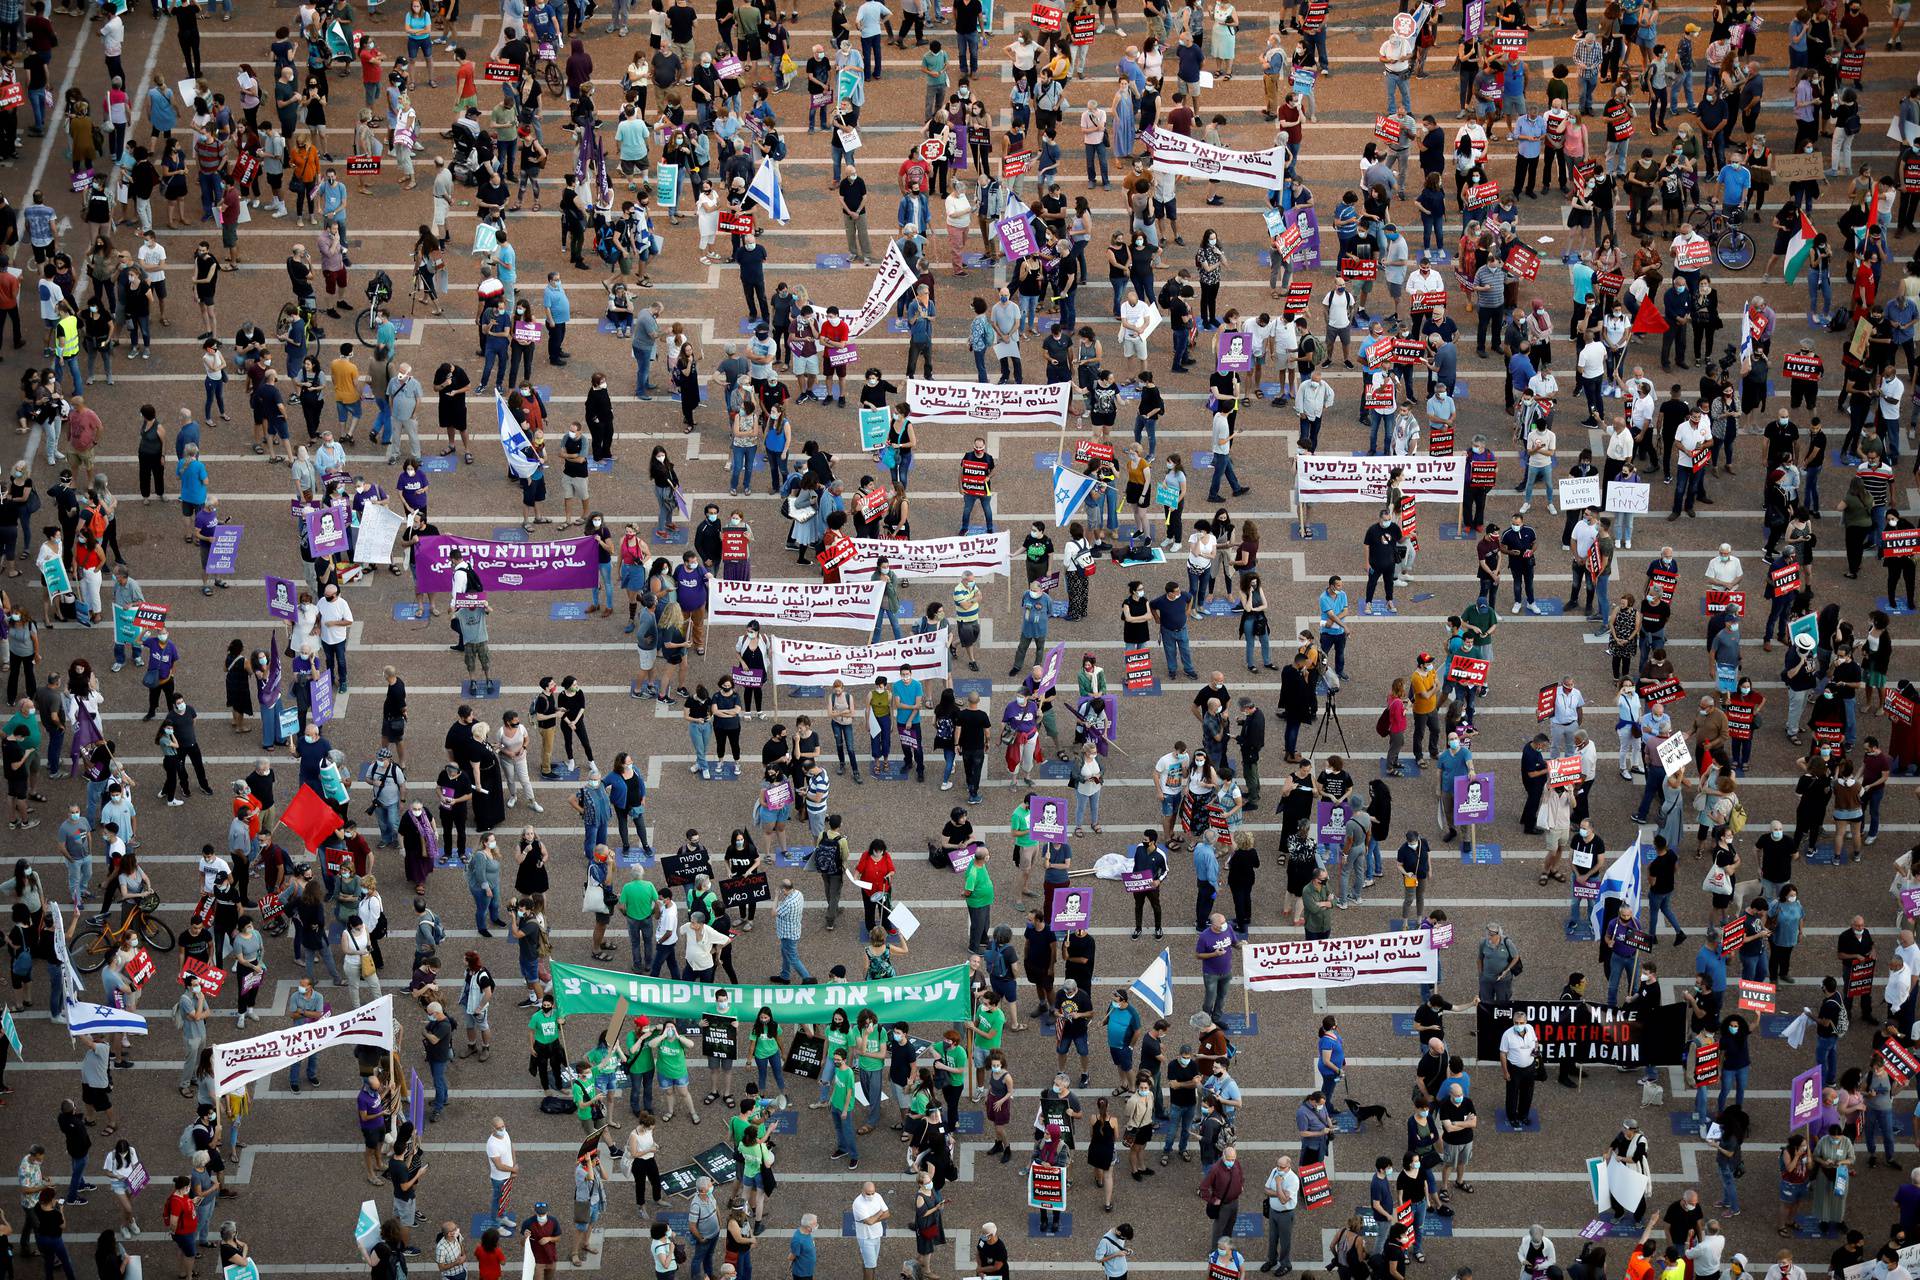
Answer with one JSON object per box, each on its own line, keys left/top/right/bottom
{"left": 1497, "top": 1007, "right": 1538, "bottom": 1128}
{"left": 1704, "top": 544, "right": 1743, "bottom": 592}
{"left": 1549, "top": 676, "right": 1585, "bottom": 756}
{"left": 1687, "top": 1222, "right": 1727, "bottom": 1280}
{"left": 1321, "top": 284, "right": 1355, "bottom": 363}
{"left": 1526, "top": 367, "right": 1559, "bottom": 403}
{"left": 849, "top": 1184, "right": 889, "bottom": 1280}
{"left": 1519, "top": 425, "right": 1557, "bottom": 515}
{"left": 1600, "top": 306, "right": 1631, "bottom": 377}
{"left": 1268, "top": 316, "right": 1300, "bottom": 405}
{"left": 1881, "top": 371, "right": 1906, "bottom": 429}
{"left": 315, "top": 583, "right": 355, "bottom": 693}
{"left": 1118, "top": 288, "right": 1154, "bottom": 376}
{"left": 485, "top": 1117, "right": 518, "bottom": 1230}
{"left": 1577, "top": 336, "right": 1609, "bottom": 424}
{"left": 1515, "top": 1226, "right": 1557, "bottom": 1277}
{"left": 1262, "top": 1158, "right": 1300, "bottom": 1273}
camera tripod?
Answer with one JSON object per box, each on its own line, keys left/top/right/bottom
{"left": 1309, "top": 686, "right": 1349, "bottom": 757}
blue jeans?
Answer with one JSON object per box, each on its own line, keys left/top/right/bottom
{"left": 1646, "top": 891, "right": 1682, "bottom": 941}
{"left": 1384, "top": 70, "right": 1411, "bottom": 113}
{"left": 471, "top": 886, "right": 495, "bottom": 933}
{"left": 960, "top": 493, "right": 994, "bottom": 530}
{"left": 1520, "top": 462, "right": 1554, "bottom": 503}
{"left": 1242, "top": 623, "right": 1271, "bottom": 668}
{"left": 871, "top": 609, "right": 902, "bottom": 642}
{"left": 1717, "top": 1155, "right": 1739, "bottom": 1213}
{"left": 1206, "top": 453, "right": 1243, "bottom": 499}
{"left": 1072, "top": 790, "right": 1101, "bottom": 828}
{"left": 833, "top": 1107, "right": 859, "bottom": 1161}
{"left": 777, "top": 936, "right": 811, "bottom": 981}
{"left": 1816, "top": 1034, "right": 1839, "bottom": 1087}
{"left": 1865, "top": 1106, "right": 1897, "bottom": 1159}
{"left": 626, "top": 916, "right": 656, "bottom": 970}
{"left": 1162, "top": 1102, "right": 1196, "bottom": 1153}
{"left": 288, "top": 1053, "right": 320, "bottom": 1088}
{"left": 1084, "top": 142, "right": 1110, "bottom": 186}
{"left": 690, "top": 721, "right": 714, "bottom": 771}
{"left": 859, "top": 1066, "right": 884, "bottom": 1126}
{"left": 582, "top": 812, "right": 607, "bottom": 858}
{"left": 958, "top": 30, "right": 979, "bottom": 72}
{"left": 1807, "top": 267, "right": 1832, "bottom": 316}
{"left": 1161, "top": 626, "right": 1193, "bottom": 676}
{"left": 376, "top": 799, "right": 399, "bottom": 847}
{"left": 1322, "top": 630, "right": 1347, "bottom": 677}
{"left": 633, "top": 344, "right": 654, "bottom": 396}
{"left": 1716, "top": 1064, "right": 1748, "bottom": 1111}
{"left": 429, "top": 1056, "right": 450, "bottom": 1112}
{"left": 729, "top": 444, "right": 755, "bottom": 491}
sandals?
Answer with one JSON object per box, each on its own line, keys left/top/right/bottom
{"left": 1538, "top": 872, "right": 1550, "bottom": 886}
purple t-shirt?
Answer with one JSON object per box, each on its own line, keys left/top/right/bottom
{"left": 1002, "top": 699, "right": 1038, "bottom": 735}
{"left": 1196, "top": 926, "right": 1236, "bottom": 976}
{"left": 146, "top": 639, "right": 179, "bottom": 679}
{"left": 397, "top": 472, "right": 430, "bottom": 511}
{"left": 674, "top": 563, "right": 709, "bottom": 613}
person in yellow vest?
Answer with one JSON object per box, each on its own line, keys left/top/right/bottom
{"left": 52, "top": 302, "right": 81, "bottom": 396}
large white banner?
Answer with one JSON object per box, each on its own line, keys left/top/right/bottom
{"left": 353, "top": 504, "right": 406, "bottom": 565}
{"left": 906, "top": 380, "right": 1072, "bottom": 427}
{"left": 841, "top": 242, "right": 918, "bottom": 338}
{"left": 1142, "top": 128, "right": 1289, "bottom": 189}
{"left": 709, "top": 579, "right": 886, "bottom": 633}
{"left": 1242, "top": 931, "right": 1438, "bottom": 993}
{"left": 211, "top": 995, "right": 396, "bottom": 1096}
{"left": 1294, "top": 455, "right": 1467, "bottom": 503}
{"left": 770, "top": 629, "right": 951, "bottom": 686}
{"left": 840, "top": 532, "right": 1011, "bottom": 579}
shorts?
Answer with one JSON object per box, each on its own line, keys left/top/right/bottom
{"left": 1636, "top": 24, "right": 1656, "bottom": 44}
{"left": 324, "top": 267, "right": 348, "bottom": 292}
{"left": 658, "top": 1069, "right": 688, "bottom": 1087}
{"left": 562, "top": 474, "right": 590, "bottom": 500}
{"left": 620, "top": 158, "right": 643, "bottom": 176}
{"left": 1779, "top": 1178, "right": 1808, "bottom": 1203}
{"left": 468, "top": 1004, "right": 491, "bottom": 1031}
{"left": 1443, "top": 1141, "right": 1472, "bottom": 1167}
{"left": 1161, "top": 794, "right": 1180, "bottom": 816}
{"left": 957, "top": 621, "right": 980, "bottom": 647}
{"left": 518, "top": 953, "right": 539, "bottom": 985}
{"left": 1152, "top": 198, "right": 1177, "bottom": 220}
{"left": 150, "top": 278, "right": 167, "bottom": 299}
{"left": 337, "top": 399, "right": 364, "bottom": 422}
{"left": 1057, "top": 1027, "right": 1089, "bottom": 1056}
{"left": 857, "top": 1238, "right": 882, "bottom": 1269}
{"left": 221, "top": 225, "right": 238, "bottom": 248}
{"left": 1897, "top": 0, "right": 1912, "bottom": 16}
{"left": 180, "top": 500, "right": 202, "bottom": 518}
{"left": 266, "top": 416, "right": 289, "bottom": 439}
{"left": 195, "top": 284, "right": 216, "bottom": 305}
{"left": 621, "top": 562, "right": 650, "bottom": 591}
{"left": 174, "top": 1235, "right": 199, "bottom": 1258}
{"left": 408, "top": 36, "right": 431, "bottom": 57}
{"left": 1119, "top": 333, "right": 1147, "bottom": 360}
{"left": 791, "top": 354, "right": 821, "bottom": 376}
{"left": 1128, "top": 1124, "right": 1154, "bottom": 1146}
{"left": 81, "top": 1083, "right": 111, "bottom": 1110}
{"left": 1109, "top": 1043, "right": 1135, "bottom": 1071}
{"left": 71, "top": 446, "right": 94, "bottom": 471}
{"left": 635, "top": 648, "right": 658, "bottom": 671}
{"left": 362, "top": 1127, "right": 384, "bottom": 1149}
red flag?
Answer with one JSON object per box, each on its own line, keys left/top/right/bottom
{"left": 279, "top": 783, "right": 343, "bottom": 851}
{"left": 1630, "top": 293, "right": 1669, "bottom": 334}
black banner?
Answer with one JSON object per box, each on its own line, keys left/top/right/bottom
{"left": 784, "top": 1031, "right": 825, "bottom": 1080}
{"left": 701, "top": 1014, "right": 738, "bottom": 1059}
{"left": 1474, "top": 1001, "right": 1688, "bottom": 1066}
{"left": 662, "top": 850, "right": 712, "bottom": 887}
{"left": 722, "top": 871, "right": 772, "bottom": 909}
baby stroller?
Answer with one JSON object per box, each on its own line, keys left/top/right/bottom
{"left": 449, "top": 113, "right": 491, "bottom": 186}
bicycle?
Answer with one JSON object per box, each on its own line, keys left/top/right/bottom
{"left": 70, "top": 893, "right": 177, "bottom": 973}
{"left": 352, "top": 270, "right": 397, "bottom": 345}
{"left": 1687, "top": 199, "right": 1757, "bottom": 271}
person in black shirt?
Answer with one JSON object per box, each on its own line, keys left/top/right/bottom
{"left": 1645, "top": 836, "right": 1684, "bottom": 945}
{"left": 1837, "top": 917, "right": 1878, "bottom": 1023}
{"left": 1161, "top": 1046, "right": 1201, "bottom": 1162}
{"left": 974, "top": 1223, "right": 1008, "bottom": 1280}
{"left": 954, "top": 692, "right": 992, "bottom": 804}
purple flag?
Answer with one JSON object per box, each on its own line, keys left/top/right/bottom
{"left": 1034, "top": 641, "right": 1067, "bottom": 695}
{"left": 203, "top": 525, "right": 244, "bottom": 576}
{"left": 264, "top": 575, "right": 299, "bottom": 622}
{"left": 261, "top": 643, "right": 284, "bottom": 710}
{"left": 408, "top": 1067, "right": 425, "bottom": 1133}
{"left": 412, "top": 536, "right": 600, "bottom": 593}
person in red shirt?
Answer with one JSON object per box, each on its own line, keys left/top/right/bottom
{"left": 472, "top": 1228, "right": 506, "bottom": 1280}
{"left": 853, "top": 837, "right": 895, "bottom": 932}
{"left": 520, "top": 1204, "right": 561, "bottom": 1280}
{"left": 454, "top": 52, "right": 479, "bottom": 110}
{"left": 817, "top": 510, "right": 851, "bottom": 583}
{"left": 817, "top": 305, "right": 851, "bottom": 404}
{"left": 165, "top": 1175, "right": 200, "bottom": 1278}
{"left": 357, "top": 36, "right": 384, "bottom": 107}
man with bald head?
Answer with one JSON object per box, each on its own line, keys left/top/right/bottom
{"left": 1838, "top": 915, "right": 1878, "bottom": 1024}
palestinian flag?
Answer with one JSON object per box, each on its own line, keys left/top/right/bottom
{"left": 1782, "top": 210, "right": 1817, "bottom": 283}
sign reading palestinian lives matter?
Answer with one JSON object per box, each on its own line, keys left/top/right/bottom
{"left": 838, "top": 242, "right": 919, "bottom": 338}
{"left": 211, "top": 995, "right": 398, "bottom": 1095}
{"left": 906, "top": 379, "right": 1073, "bottom": 427}
{"left": 1295, "top": 456, "right": 1468, "bottom": 503}
{"left": 708, "top": 579, "right": 887, "bottom": 633}
{"left": 549, "top": 960, "right": 976, "bottom": 1023}
{"left": 1241, "top": 931, "right": 1439, "bottom": 992}
{"left": 1474, "top": 1001, "right": 1688, "bottom": 1066}
{"left": 413, "top": 536, "right": 599, "bottom": 592}
{"left": 770, "top": 630, "right": 951, "bottom": 686}
{"left": 838, "top": 532, "right": 1012, "bottom": 578}
{"left": 1141, "top": 127, "right": 1289, "bottom": 189}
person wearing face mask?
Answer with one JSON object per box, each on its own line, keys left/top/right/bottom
{"left": 520, "top": 1202, "right": 560, "bottom": 1280}
{"left": 158, "top": 694, "right": 212, "bottom": 798}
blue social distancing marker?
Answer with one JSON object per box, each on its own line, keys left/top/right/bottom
{"left": 789, "top": 685, "right": 823, "bottom": 698}
{"left": 589, "top": 458, "right": 614, "bottom": 474}
{"left": 617, "top": 847, "right": 655, "bottom": 868}
{"left": 492, "top": 526, "right": 529, "bottom": 543}
{"left": 1530, "top": 598, "right": 1565, "bottom": 616}
{"left": 816, "top": 254, "right": 852, "bottom": 270}
{"left": 1803, "top": 844, "right": 1837, "bottom": 865}
{"left": 1335, "top": 1112, "right": 1360, "bottom": 1134}
{"left": 888, "top": 318, "right": 912, "bottom": 334}
{"left": 1049, "top": 600, "right": 1069, "bottom": 618}
{"left": 1034, "top": 452, "right": 1062, "bottom": 470}
{"left": 463, "top": 679, "right": 500, "bottom": 700}
{"left": 1117, "top": 384, "right": 1141, "bottom": 401}
{"left": 962, "top": 252, "right": 991, "bottom": 269}
{"left": 393, "top": 602, "right": 426, "bottom": 621}
{"left": 1452, "top": 381, "right": 1469, "bottom": 401}
{"left": 1418, "top": 1216, "right": 1454, "bottom": 1238}
{"left": 1879, "top": 598, "right": 1917, "bottom": 615}
{"left": 1762, "top": 1014, "right": 1797, "bottom": 1038}
{"left": 776, "top": 847, "right": 813, "bottom": 868}
{"left": 1199, "top": 599, "right": 1239, "bottom": 617}
{"left": 1290, "top": 522, "right": 1327, "bottom": 541}
{"left": 1670, "top": 1113, "right": 1704, "bottom": 1136}
{"left": 710, "top": 762, "right": 740, "bottom": 781}
{"left": 1410, "top": 592, "right": 1435, "bottom": 604}
{"left": 1494, "top": 1110, "right": 1540, "bottom": 1133}
{"left": 1233, "top": 1213, "right": 1263, "bottom": 1237}
{"left": 1391, "top": 1014, "right": 1416, "bottom": 1037}
{"left": 1438, "top": 524, "right": 1476, "bottom": 541}
{"left": 545, "top": 763, "right": 581, "bottom": 782}
{"left": 738, "top": 318, "right": 760, "bottom": 335}
{"left": 1217, "top": 1012, "right": 1258, "bottom": 1036}
{"left": 1191, "top": 452, "right": 1214, "bottom": 470}
{"left": 1038, "top": 760, "right": 1073, "bottom": 780}
{"left": 952, "top": 1111, "right": 985, "bottom": 1135}
{"left": 1381, "top": 758, "right": 1420, "bottom": 778}
{"left": 1027, "top": 1213, "right": 1072, "bottom": 1238}
{"left": 421, "top": 455, "right": 456, "bottom": 472}
{"left": 597, "top": 319, "right": 627, "bottom": 334}
{"left": 1461, "top": 844, "right": 1502, "bottom": 865}
{"left": 654, "top": 527, "right": 688, "bottom": 545}
{"left": 954, "top": 678, "right": 993, "bottom": 700}
{"left": 1565, "top": 922, "right": 1596, "bottom": 942}
{"left": 551, "top": 603, "right": 589, "bottom": 621}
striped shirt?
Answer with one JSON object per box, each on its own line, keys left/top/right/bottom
{"left": 951, "top": 581, "right": 981, "bottom": 623}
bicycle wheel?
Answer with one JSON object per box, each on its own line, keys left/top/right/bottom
{"left": 69, "top": 928, "right": 111, "bottom": 973}
{"left": 1716, "top": 229, "right": 1755, "bottom": 272}
{"left": 354, "top": 307, "right": 377, "bottom": 345}
{"left": 1687, "top": 206, "right": 1716, "bottom": 233}
{"left": 140, "top": 916, "right": 177, "bottom": 953}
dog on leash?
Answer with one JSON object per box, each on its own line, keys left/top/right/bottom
{"left": 1344, "top": 1099, "right": 1392, "bottom": 1128}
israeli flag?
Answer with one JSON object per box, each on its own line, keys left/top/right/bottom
{"left": 1130, "top": 948, "right": 1174, "bottom": 1018}
{"left": 746, "top": 160, "right": 790, "bottom": 225}
{"left": 1589, "top": 838, "right": 1644, "bottom": 938}
{"left": 1051, "top": 465, "right": 1096, "bottom": 527}
{"left": 496, "top": 393, "right": 539, "bottom": 481}
{"left": 64, "top": 1002, "right": 149, "bottom": 1036}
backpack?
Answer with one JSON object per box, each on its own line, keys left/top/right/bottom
{"left": 811, "top": 835, "right": 842, "bottom": 876}
{"left": 1374, "top": 707, "right": 1392, "bottom": 737}
{"left": 178, "top": 1123, "right": 197, "bottom": 1159}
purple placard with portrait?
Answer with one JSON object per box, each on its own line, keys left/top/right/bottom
{"left": 1451, "top": 772, "right": 1496, "bottom": 825}
{"left": 1789, "top": 1064, "right": 1823, "bottom": 1132}
{"left": 305, "top": 504, "right": 350, "bottom": 557}
{"left": 1284, "top": 206, "right": 1322, "bottom": 269}
{"left": 1049, "top": 885, "right": 1093, "bottom": 932}
{"left": 1029, "top": 795, "right": 1069, "bottom": 842}
{"left": 1314, "top": 799, "right": 1353, "bottom": 842}
{"left": 1215, "top": 330, "right": 1254, "bottom": 373}
{"left": 204, "top": 525, "right": 244, "bottom": 576}
{"left": 995, "top": 210, "right": 1041, "bottom": 260}
{"left": 264, "top": 575, "right": 299, "bottom": 622}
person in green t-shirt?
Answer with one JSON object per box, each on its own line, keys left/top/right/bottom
{"left": 962, "top": 845, "right": 995, "bottom": 952}
{"left": 935, "top": 1029, "right": 968, "bottom": 1127}
{"left": 810, "top": 1010, "right": 855, "bottom": 1108}
{"left": 1010, "top": 799, "right": 1037, "bottom": 897}
{"left": 737, "top": 1122, "right": 770, "bottom": 1221}
{"left": 748, "top": 1006, "right": 786, "bottom": 1102}
{"left": 649, "top": 1023, "right": 700, "bottom": 1124}
{"left": 854, "top": 1009, "right": 887, "bottom": 1133}
{"left": 827, "top": 1049, "right": 860, "bottom": 1170}
{"left": 619, "top": 1017, "right": 656, "bottom": 1116}
{"left": 528, "top": 997, "right": 566, "bottom": 1100}
{"left": 617, "top": 874, "right": 662, "bottom": 970}
{"left": 971, "top": 991, "right": 1008, "bottom": 1082}
{"left": 570, "top": 1057, "right": 607, "bottom": 1136}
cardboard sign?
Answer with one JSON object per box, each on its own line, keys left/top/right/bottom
{"left": 1889, "top": 691, "right": 1917, "bottom": 727}
{"left": 700, "top": 1015, "right": 738, "bottom": 1058}
{"left": 1534, "top": 684, "right": 1556, "bottom": 722}
{"left": 1284, "top": 282, "right": 1312, "bottom": 317}
{"left": 484, "top": 59, "right": 518, "bottom": 80}
{"left": 1339, "top": 256, "right": 1379, "bottom": 280}
{"left": 1720, "top": 915, "right": 1753, "bottom": 957}
{"left": 660, "top": 849, "right": 712, "bottom": 888}
{"left": 1639, "top": 676, "right": 1683, "bottom": 707}
{"left": 1547, "top": 756, "right": 1583, "bottom": 788}
{"left": 1770, "top": 561, "right": 1802, "bottom": 594}
{"left": 1693, "top": 1038, "right": 1720, "bottom": 1086}
{"left": 1595, "top": 269, "right": 1625, "bottom": 295}
{"left": 722, "top": 530, "right": 750, "bottom": 561}
{"left": 1647, "top": 564, "right": 1678, "bottom": 602}
{"left": 1504, "top": 243, "right": 1540, "bottom": 279}
{"left": 1675, "top": 237, "right": 1712, "bottom": 271}
{"left": 1002, "top": 151, "right": 1033, "bottom": 178}
{"left": 1447, "top": 655, "right": 1488, "bottom": 688}
{"left": 1846, "top": 958, "right": 1876, "bottom": 999}
{"left": 1464, "top": 180, "right": 1500, "bottom": 210}
{"left": 1028, "top": 1162, "right": 1067, "bottom": 1210}
{"left": 717, "top": 211, "right": 756, "bottom": 235}
{"left": 1655, "top": 730, "right": 1692, "bottom": 775}
{"left": 1736, "top": 978, "right": 1775, "bottom": 1012}
{"left": 126, "top": 947, "right": 155, "bottom": 988}
{"left": 1070, "top": 12, "right": 1096, "bottom": 41}
{"left": 346, "top": 154, "right": 381, "bottom": 173}
{"left": 1882, "top": 1038, "right": 1920, "bottom": 1087}
{"left": 0, "top": 82, "right": 22, "bottom": 110}
{"left": 1705, "top": 590, "right": 1747, "bottom": 616}
{"left": 1028, "top": 2, "right": 1062, "bottom": 27}
{"left": 1298, "top": 1161, "right": 1332, "bottom": 1208}
{"left": 180, "top": 956, "right": 227, "bottom": 997}
{"left": 917, "top": 138, "right": 947, "bottom": 163}
{"left": 827, "top": 342, "right": 861, "bottom": 369}
{"left": 783, "top": 1031, "right": 826, "bottom": 1080}
{"left": 1884, "top": 528, "right": 1920, "bottom": 558}
{"left": 1558, "top": 475, "right": 1602, "bottom": 510}
{"left": 1372, "top": 114, "right": 1403, "bottom": 144}
{"left": 1124, "top": 647, "right": 1154, "bottom": 690}
{"left": 1783, "top": 353, "right": 1823, "bottom": 380}
{"left": 857, "top": 486, "right": 890, "bottom": 522}
{"left": 762, "top": 780, "right": 795, "bottom": 812}
{"left": 714, "top": 54, "right": 744, "bottom": 78}
{"left": 721, "top": 871, "right": 771, "bottom": 910}
{"left": 960, "top": 458, "right": 992, "bottom": 496}
{"left": 1491, "top": 27, "right": 1528, "bottom": 49}
{"left": 1429, "top": 424, "right": 1455, "bottom": 456}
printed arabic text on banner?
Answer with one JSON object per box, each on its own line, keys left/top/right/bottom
{"left": 769, "top": 630, "right": 951, "bottom": 686}
{"left": 1241, "top": 931, "right": 1438, "bottom": 991}
{"left": 906, "top": 380, "right": 1073, "bottom": 427}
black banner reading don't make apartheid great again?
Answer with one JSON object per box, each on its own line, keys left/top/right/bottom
{"left": 1474, "top": 1001, "right": 1689, "bottom": 1066}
